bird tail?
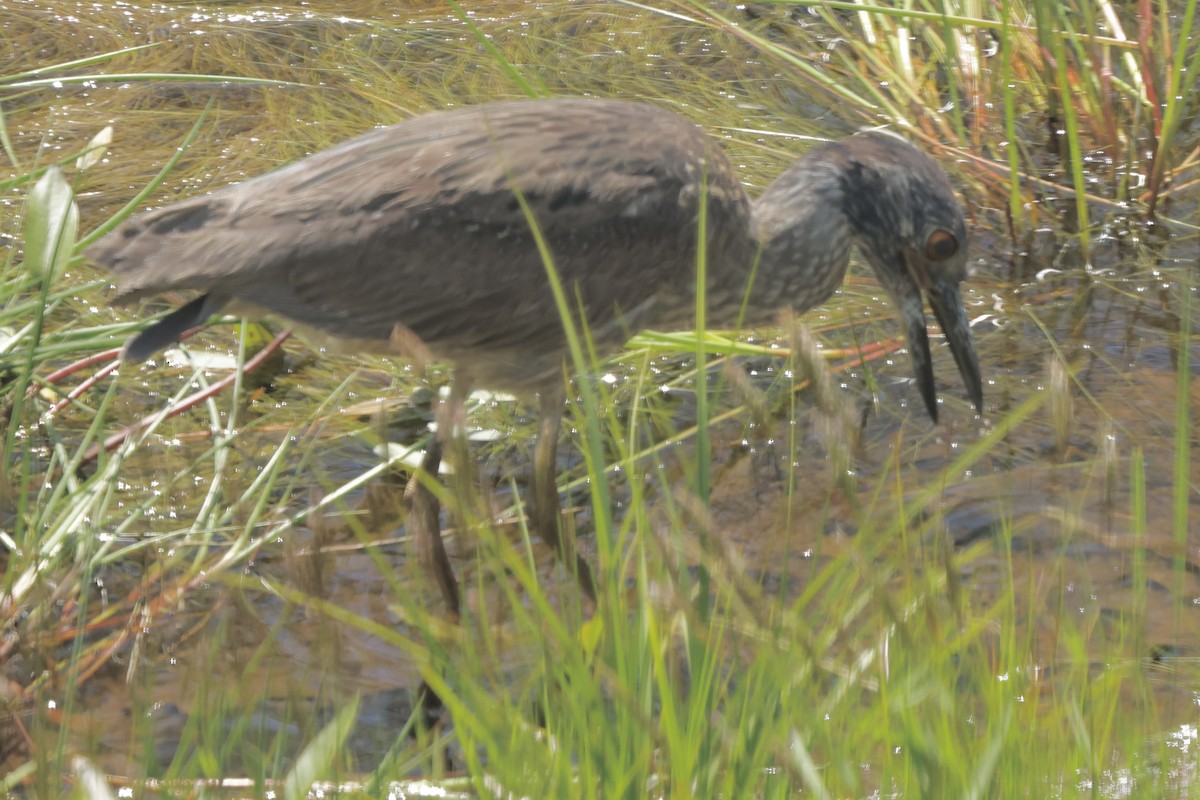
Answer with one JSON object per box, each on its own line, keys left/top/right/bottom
{"left": 122, "top": 293, "right": 224, "bottom": 363}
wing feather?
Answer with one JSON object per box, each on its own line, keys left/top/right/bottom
{"left": 88, "top": 100, "right": 753, "bottom": 374}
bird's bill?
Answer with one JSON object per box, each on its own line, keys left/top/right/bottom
{"left": 892, "top": 262, "right": 983, "bottom": 422}
{"left": 926, "top": 279, "right": 984, "bottom": 417}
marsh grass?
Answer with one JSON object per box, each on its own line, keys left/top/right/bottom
{"left": 1, "top": 1, "right": 1197, "bottom": 797}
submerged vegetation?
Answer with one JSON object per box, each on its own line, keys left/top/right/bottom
{"left": 1, "top": 0, "right": 1197, "bottom": 796}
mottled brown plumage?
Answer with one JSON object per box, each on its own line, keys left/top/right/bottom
{"left": 89, "top": 99, "right": 982, "bottom": 617}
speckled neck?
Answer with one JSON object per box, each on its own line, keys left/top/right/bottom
{"left": 741, "top": 155, "right": 853, "bottom": 325}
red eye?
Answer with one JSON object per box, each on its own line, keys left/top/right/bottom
{"left": 924, "top": 229, "right": 959, "bottom": 261}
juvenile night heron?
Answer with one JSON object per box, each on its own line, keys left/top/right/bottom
{"left": 88, "top": 98, "right": 983, "bottom": 618}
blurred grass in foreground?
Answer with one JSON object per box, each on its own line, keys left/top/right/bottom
{"left": 1, "top": 0, "right": 1197, "bottom": 796}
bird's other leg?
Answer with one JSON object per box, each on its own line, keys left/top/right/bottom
{"left": 405, "top": 385, "right": 465, "bottom": 622}
{"left": 532, "top": 388, "right": 598, "bottom": 609}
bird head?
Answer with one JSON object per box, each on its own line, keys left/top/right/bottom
{"left": 838, "top": 131, "right": 983, "bottom": 422}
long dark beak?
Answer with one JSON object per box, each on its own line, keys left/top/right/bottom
{"left": 892, "top": 262, "right": 983, "bottom": 423}
{"left": 925, "top": 280, "right": 983, "bottom": 419}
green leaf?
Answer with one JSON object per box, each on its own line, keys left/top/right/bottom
{"left": 282, "top": 694, "right": 361, "bottom": 800}
{"left": 25, "top": 165, "right": 79, "bottom": 281}
{"left": 76, "top": 125, "right": 113, "bottom": 172}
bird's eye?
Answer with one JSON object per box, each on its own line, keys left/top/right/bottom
{"left": 924, "top": 229, "right": 959, "bottom": 262}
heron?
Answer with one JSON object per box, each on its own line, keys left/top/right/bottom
{"left": 88, "top": 98, "right": 983, "bottom": 620}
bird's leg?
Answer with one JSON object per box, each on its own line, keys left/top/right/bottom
{"left": 406, "top": 386, "right": 464, "bottom": 622}
{"left": 532, "top": 389, "right": 598, "bottom": 609}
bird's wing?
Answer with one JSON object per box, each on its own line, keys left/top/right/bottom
{"left": 91, "top": 100, "right": 750, "bottom": 350}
